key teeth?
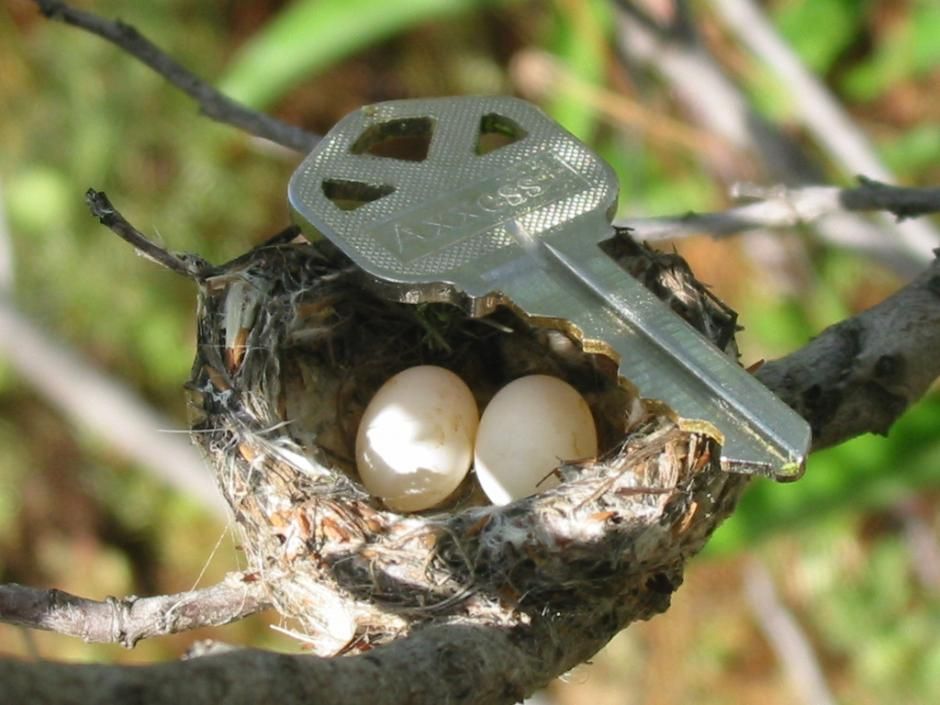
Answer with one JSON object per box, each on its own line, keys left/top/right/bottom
{"left": 719, "top": 449, "right": 807, "bottom": 481}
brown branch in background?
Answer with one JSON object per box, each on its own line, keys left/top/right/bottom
{"left": 0, "top": 574, "right": 269, "bottom": 647}
{"left": 893, "top": 498, "right": 940, "bottom": 593}
{"left": 617, "top": 178, "right": 940, "bottom": 241}
{"left": 510, "top": 49, "right": 727, "bottom": 157}
{"left": 744, "top": 560, "right": 837, "bottom": 705}
{"left": 32, "top": 0, "right": 320, "bottom": 153}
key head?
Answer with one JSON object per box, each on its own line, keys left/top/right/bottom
{"left": 288, "top": 96, "right": 618, "bottom": 307}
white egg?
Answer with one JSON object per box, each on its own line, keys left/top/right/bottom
{"left": 355, "top": 366, "right": 478, "bottom": 512}
{"left": 474, "top": 375, "right": 597, "bottom": 505}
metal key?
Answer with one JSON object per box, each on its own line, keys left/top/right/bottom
{"left": 288, "top": 96, "right": 810, "bottom": 480}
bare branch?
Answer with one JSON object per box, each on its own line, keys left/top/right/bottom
{"left": 2, "top": 604, "right": 675, "bottom": 705}
{"left": 611, "top": 1, "right": 931, "bottom": 274}
{"left": 757, "top": 254, "right": 940, "bottom": 450}
{"left": 31, "top": 0, "right": 319, "bottom": 153}
{"left": 616, "top": 178, "right": 940, "bottom": 241}
{"left": 85, "top": 189, "right": 212, "bottom": 280}
{"left": 0, "top": 574, "right": 269, "bottom": 647}
{"left": 711, "top": 0, "right": 939, "bottom": 258}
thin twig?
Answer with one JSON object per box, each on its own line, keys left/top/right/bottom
{"left": 616, "top": 178, "right": 940, "bottom": 241}
{"left": 711, "top": 0, "right": 940, "bottom": 256}
{"left": 611, "top": 1, "right": 931, "bottom": 274}
{"left": 0, "top": 574, "right": 269, "bottom": 647}
{"left": 32, "top": 0, "right": 319, "bottom": 153}
{"left": 85, "top": 189, "right": 213, "bottom": 279}
{"left": 744, "top": 560, "right": 837, "bottom": 705}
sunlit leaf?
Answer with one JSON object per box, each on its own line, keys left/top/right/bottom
{"left": 219, "top": 0, "right": 508, "bottom": 108}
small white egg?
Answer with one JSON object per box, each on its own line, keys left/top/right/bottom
{"left": 474, "top": 375, "right": 597, "bottom": 505}
{"left": 355, "top": 366, "right": 478, "bottom": 512}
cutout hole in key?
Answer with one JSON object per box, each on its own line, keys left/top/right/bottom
{"left": 322, "top": 178, "right": 395, "bottom": 212}
{"left": 475, "top": 113, "right": 527, "bottom": 155}
{"left": 350, "top": 117, "right": 434, "bottom": 161}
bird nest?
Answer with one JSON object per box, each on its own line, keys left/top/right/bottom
{"left": 185, "top": 228, "right": 750, "bottom": 655}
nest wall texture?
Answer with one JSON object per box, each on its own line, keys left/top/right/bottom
{"left": 185, "top": 228, "right": 750, "bottom": 659}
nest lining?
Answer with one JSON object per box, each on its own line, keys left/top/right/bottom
{"left": 186, "top": 230, "right": 749, "bottom": 655}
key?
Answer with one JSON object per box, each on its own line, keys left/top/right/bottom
{"left": 288, "top": 96, "right": 810, "bottom": 480}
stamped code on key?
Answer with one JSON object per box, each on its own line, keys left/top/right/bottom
{"left": 366, "top": 151, "right": 590, "bottom": 264}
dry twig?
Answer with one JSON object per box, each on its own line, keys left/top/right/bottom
{"left": 711, "top": 0, "right": 939, "bottom": 258}
{"left": 32, "top": 0, "right": 320, "bottom": 153}
{"left": 617, "top": 177, "right": 940, "bottom": 241}
{"left": 611, "top": 0, "right": 932, "bottom": 274}
{"left": 0, "top": 574, "right": 269, "bottom": 647}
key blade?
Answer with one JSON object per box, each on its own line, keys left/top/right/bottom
{"left": 531, "top": 227, "right": 810, "bottom": 479}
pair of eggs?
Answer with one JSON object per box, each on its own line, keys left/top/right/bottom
{"left": 355, "top": 366, "right": 598, "bottom": 511}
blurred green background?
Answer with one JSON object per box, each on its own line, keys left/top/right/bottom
{"left": 1, "top": 0, "right": 938, "bottom": 703}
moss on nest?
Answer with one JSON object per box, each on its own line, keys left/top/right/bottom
{"left": 185, "top": 228, "right": 748, "bottom": 655}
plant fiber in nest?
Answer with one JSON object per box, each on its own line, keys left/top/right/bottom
{"left": 185, "top": 228, "right": 750, "bottom": 659}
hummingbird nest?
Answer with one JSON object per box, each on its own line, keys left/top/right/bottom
{"left": 185, "top": 227, "right": 749, "bottom": 656}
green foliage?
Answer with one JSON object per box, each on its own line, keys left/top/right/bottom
{"left": 542, "top": 0, "right": 611, "bottom": 141}
{"left": 879, "top": 125, "right": 940, "bottom": 180}
{"left": 842, "top": 0, "right": 940, "bottom": 100}
{"left": 774, "top": 0, "right": 865, "bottom": 75}
{"left": 218, "top": 0, "right": 510, "bottom": 108}
{"left": 794, "top": 525, "right": 940, "bottom": 704}
{"left": 709, "top": 395, "right": 940, "bottom": 555}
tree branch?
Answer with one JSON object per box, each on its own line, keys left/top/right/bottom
{"left": 758, "top": 254, "right": 940, "bottom": 449}
{"left": 0, "top": 573, "right": 269, "bottom": 648}
{"left": 611, "top": 1, "right": 932, "bottom": 274}
{"left": 0, "top": 582, "right": 689, "bottom": 705}
{"left": 616, "top": 178, "right": 940, "bottom": 241}
{"left": 31, "top": 0, "right": 319, "bottom": 153}
{"left": 710, "top": 0, "right": 940, "bottom": 260}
